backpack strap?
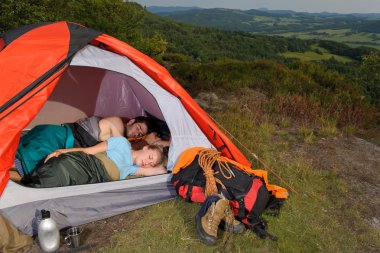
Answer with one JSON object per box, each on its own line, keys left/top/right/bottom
{"left": 248, "top": 219, "right": 278, "bottom": 241}
{"left": 173, "top": 181, "right": 182, "bottom": 195}
{"left": 186, "top": 185, "right": 193, "bottom": 202}
{"left": 265, "top": 196, "right": 285, "bottom": 216}
{"left": 237, "top": 198, "right": 246, "bottom": 219}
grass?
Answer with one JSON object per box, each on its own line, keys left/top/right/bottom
{"left": 299, "top": 127, "right": 316, "bottom": 144}
{"left": 279, "top": 118, "right": 291, "bottom": 128}
{"left": 310, "top": 44, "right": 329, "bottom": 53}
{"left": 281, "top": 51, "right": 352, "bottom": 63}
{"left": 276, "top": 130, "right": 289, "bottom": 137}
{"left": 100, "top": 106, "right": 380, "bottom": 253}
{"left": 276, "top": 29, "right": 380, "bottom": 50}
{"left": 275, "top": 18, "right": 300, "bottom": 26}
{"left": 252, "top": 16, "right": 277, "bottom": 22}
{"left": 319, "top": 118, "right": 339, "bottom": 137}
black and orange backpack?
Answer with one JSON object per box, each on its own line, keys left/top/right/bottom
{"left": 171, "top": 147, "right": 288, "bottom": 240}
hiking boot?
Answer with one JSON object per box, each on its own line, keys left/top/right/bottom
{"left": 220, "top": 213, "right": 245, "bottom": 234}
{"left": 195, "top": 195, "right": 229, "bottom": 245}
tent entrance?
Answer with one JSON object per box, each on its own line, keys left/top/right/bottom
{"left": 28, "top": 45, "right": 214, "bottom": 169}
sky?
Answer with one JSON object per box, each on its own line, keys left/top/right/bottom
{"left": 131, "top": 0, "right": 380, "bottom": 14}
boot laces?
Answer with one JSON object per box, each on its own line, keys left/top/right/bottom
{"left": 223, "top": 207, "right": 235, "bottom": 230}
{"left": 207, "top": 205, "right": 218, "bottom": 233}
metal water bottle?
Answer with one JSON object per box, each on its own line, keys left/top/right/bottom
{"left": 38, "top": 210, "right": 60, "bottom": 252}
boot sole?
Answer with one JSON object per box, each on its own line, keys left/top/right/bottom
{"left": 219, "top": 220, "right": 246, "bottom": 234}
{"left": 195, "top": 214, "right": 217, "bottom": 245}
{"left": 224, "top": 223, "right": 246, "bottom": 234}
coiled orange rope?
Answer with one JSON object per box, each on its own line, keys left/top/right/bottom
{"left": 198, "top": 148, "right": 236, "bottom": 197}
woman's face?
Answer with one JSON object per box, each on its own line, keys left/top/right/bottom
{"left": 135, "top": 148, "right": 160, "bottom": 168}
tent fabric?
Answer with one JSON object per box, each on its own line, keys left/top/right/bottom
{"left": 1, "top": 175, "right": 176, "bottom": 235}
{"left": 0, "top": 22, "right": 101, "bottom": 116}
{"left": 0, "top": 22, "right": 101, "bottom": 194}
{"left": 0, "top": 21, "right": 251, "bottom": 235}
{"left": 0, "top": 22, "right": 49, "bottom": 46}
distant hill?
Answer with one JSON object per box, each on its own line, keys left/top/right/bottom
{"left": 152, "top": 7, "right": 380, "bottom": 49}
{"left": 138, "top": 9, "right": 374, "bottom": 65}
{"left": 147, "top": 6, "right": 200, "bottom": 13}
{"left": 258, "top": 8, "right": 380, "bottom": 19}
{"left": 139, "top": 10, "right": 313, "bottom": 62}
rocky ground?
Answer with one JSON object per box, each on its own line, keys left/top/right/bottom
{"left": 288, "top": 134, "right": 380, "bottom": 230}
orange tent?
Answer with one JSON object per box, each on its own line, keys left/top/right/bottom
{"left": 0, "top": 21, "right": 250, "bottom": 197}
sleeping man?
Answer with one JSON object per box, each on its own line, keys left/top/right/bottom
{"left": 25, "top": 136, "right": 167, "bottom": 188}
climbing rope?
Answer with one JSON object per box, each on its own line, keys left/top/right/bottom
{"left": 198, "top": 149, "right": 220, "bottom": 197}
{"left": 198, "top": 148, "right": 236, "bottom": 197}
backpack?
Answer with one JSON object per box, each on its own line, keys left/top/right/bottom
{"left": 171, "top": 148, "right": 288, "bottom": 240}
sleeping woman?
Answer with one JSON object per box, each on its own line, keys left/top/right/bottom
{"left": 24, "top": 136, "right": 167, "bottom": 188}
{"left": 14, "top": 116, "right": 153, "bottom": 178}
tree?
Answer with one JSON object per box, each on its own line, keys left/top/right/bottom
{"left": 0, "top": 0, "right": 51, "bottom": 33}
{"left": 0, "top": 0, "right": 145, "bottom": 43}
{"left": 134, "top": 32, "right": 168, "bottom": 57}
{"left": 361, "top": 52, "right": 380, "bottom": 105}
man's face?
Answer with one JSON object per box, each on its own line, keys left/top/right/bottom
{"left": 126, "top": 122, "right": 148, "bottom": 138}
{"left": 135, "top": 148, "right": 160, "bottom": 168}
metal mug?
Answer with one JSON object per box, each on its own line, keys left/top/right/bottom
{"left": 64, "top": 226, "right": 83, "bottom": 248}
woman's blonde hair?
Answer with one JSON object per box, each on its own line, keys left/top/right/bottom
{"left": 146, "top": 144, "right": 167, "bottom": 167}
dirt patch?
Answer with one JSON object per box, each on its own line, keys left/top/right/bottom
{"left": 22, "top": 211, "right": 145, "bottom": 253}
{"left": 287, "top": 134, "right": 380, "bottom": 228}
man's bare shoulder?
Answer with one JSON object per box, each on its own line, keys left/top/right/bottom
{"left": 101, "top": 116, "right": 123, "bottom": 125}
{"left": 100, "top": 116, "right": 124, "bottom": 137}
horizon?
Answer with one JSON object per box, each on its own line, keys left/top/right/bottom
{"left": 131, "top": 0, "right": 380, "bottom": 14}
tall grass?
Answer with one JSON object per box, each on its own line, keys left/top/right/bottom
{"left": 171, "top": 60, "right": 378, "bottom": 128}
{"left": 270, "top": 93, "right": 377, "bottom": 128}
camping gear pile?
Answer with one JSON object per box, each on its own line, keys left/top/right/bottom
{"left": 172, "top": 148, "right": 288, "bottom": 244}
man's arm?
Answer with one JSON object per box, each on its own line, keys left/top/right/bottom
{"left": 144, "top": 133, "right": 170, "bottom": 147}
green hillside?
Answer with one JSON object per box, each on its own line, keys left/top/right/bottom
{"left": 138, "top": 12, "right": 313, "bottom": 61}
{"left": 139, "top": 11, "right": 376, "bottom": 63}
{"left": 155, "top": 8, "right": 380, "bottom": 50}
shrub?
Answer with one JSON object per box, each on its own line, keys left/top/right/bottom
{"left": 272, "top": 94, "right": 321, "bottom": 124}
{"left": 162, "top": 53, "right": 189, "bottom": 63}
